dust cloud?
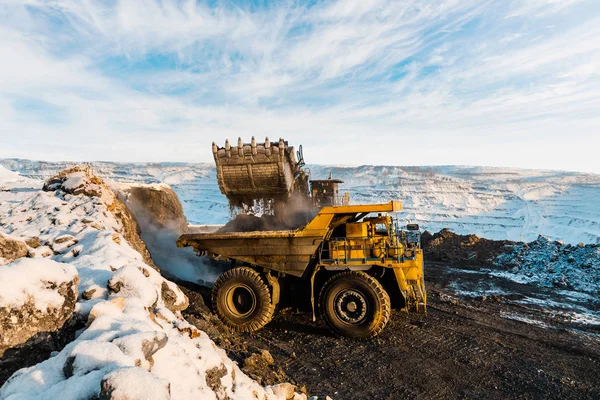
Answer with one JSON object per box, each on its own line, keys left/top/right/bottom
{"left": 118, "top": 186, "right": 222, "bottom": 285}
{"left": 221, "top": 191, "right": 316, "bottom": 232}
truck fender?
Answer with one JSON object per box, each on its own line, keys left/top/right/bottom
{"left": 265, "top": 272, "right": 280, "bottom": 306}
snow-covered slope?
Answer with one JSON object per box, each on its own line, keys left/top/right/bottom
{"left": 0, "top": 167, "right": 303, "bottom": 399}
{"left": 2, "top": 159, "right": 600, "bottom": 244}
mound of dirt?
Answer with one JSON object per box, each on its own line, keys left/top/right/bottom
{"left": 423, "top": 228, "right": 600, "bottom": 293}
{"left": 217, "top": 212, "right": 312, "bottom": 233}
{"left": 422, "top": 228, "right": 516, "bottom": 267}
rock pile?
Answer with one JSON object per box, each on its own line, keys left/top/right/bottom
{"left": 43, "top": 165, "right": 158, "bottom": 270}
{"left": 1, "top": 165, "right": 302, "bottom": 399}
{"left": 422, "top": 228, "right": 516, "bottom": 267}
{"left": 494, "top": 236, "right": 600, "bottom": 292}
{"left": 423, "top": 228, "right": 600, "bottom": 293}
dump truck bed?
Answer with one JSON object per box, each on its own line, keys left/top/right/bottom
{"left": 177, "top": 229, "right": 323, "bottom": 277}
{"left": 177, "top": 201, "right": 403, "bottom": 277}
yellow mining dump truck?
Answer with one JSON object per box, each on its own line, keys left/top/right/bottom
{"left": 177, "top": 201, "right": 426, "bottom": 339}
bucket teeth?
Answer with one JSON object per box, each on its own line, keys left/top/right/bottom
{"left": 213, "top": 138, "right": 301, "bottom": 207}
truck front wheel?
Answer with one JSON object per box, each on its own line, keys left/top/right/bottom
{"left": 212, "top": 267, "right": 275, "bottom": 332}
{"left": 319, "top": 271, "right": 391, "bottom": 339}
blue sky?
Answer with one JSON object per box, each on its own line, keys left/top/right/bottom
{"left": 0, "top": 0, "right": 599, "bottom": 173}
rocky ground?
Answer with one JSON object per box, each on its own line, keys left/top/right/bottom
{"left": 422, "top": 229, "right": 600, "bottom": 294}
{"left": 180, "top": 262, "right": 600, "bottom": 399}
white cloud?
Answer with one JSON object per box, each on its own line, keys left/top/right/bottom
{"left": 506, "top": 0, "right": 584, "bottom": 18}
{"left": 0, "top": 0, "right": 598, "bottom": 173}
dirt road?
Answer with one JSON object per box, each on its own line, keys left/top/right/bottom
{"left": 183, "top": 262, "right": 600, "bottom": 399}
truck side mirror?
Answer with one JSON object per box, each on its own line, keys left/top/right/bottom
{"left": 407, "top": 224, "right": 419, "bottom": 231}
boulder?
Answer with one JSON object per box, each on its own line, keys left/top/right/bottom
{"left": 0, "top": 259, "right": 79, "bottom": 382}
{"left": 24, "top": 236, "right": 41, "bottom": 249}
{"left": 107, "top": 266, "right": 158, "bottom": 308}
{"left": 242, "top": 349, "right": 288, "bottom": 386}
{"left": 0, "top": 234, "right": 28, "bottom": 266}
{"left": 116, "top": 184, "right": 188, "bottom": 234}
{"left": 268, "top": 383, "right": 298, "bottom": 400}
{"left": 42, "top": 165, "right": 107, "bottom": 198}
{"left": 161, "top": 281, "right": 189, "bottom": 312}
{"left": 0, "top": 259, "right": 79, "bottom": 357}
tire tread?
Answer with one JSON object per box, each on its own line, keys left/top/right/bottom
{"left": 212, "top": 267, "right": 275, "bottom": 333}
{"left": 319, "top": 270, "right": 391, "bottom": 339}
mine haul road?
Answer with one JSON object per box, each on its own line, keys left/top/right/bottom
{"left": 182, "top": 261, "right": 600, "bottom": 400}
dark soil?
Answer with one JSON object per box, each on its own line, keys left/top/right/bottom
{"left": 422, "top": 228, "right": 516, "bottom": 267}
{"left": 181, "top": 262, "right": 600, "bottom": 400}
{"left": 217, "top": 214, "right": 287, "bottom": 232}
{"left": 217, "top": 212, "right": 311, "bottom": 233}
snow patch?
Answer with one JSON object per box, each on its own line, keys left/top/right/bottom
{"left": 0, "top": 258, "right": 77, "bottom": 310}
{"left": 500, "top": 312, "right": 551, "bottom": 328}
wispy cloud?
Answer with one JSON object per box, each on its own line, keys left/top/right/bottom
{"left": 0, "top": 0, "right": 598, "bottom": 173}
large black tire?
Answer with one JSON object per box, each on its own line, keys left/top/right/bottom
{"left": 319, "top": 271, "right": 391, "bottom": 339}
{"left": 212, "top": 267, "right": 275, "bottom": 332}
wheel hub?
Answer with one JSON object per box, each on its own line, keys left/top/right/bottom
{"left": 335, "top": 290, "right": 367, "bottom": 324}
{"left": 225, "top": 284, "right": 257, "bottom": 318}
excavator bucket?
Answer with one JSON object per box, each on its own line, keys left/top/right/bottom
{"left": 212, "top": 137, "right": 308, "bottom": 210}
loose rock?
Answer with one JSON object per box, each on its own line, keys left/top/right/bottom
{"left": 0, "top": 234, "right": 28, "bottom": 266}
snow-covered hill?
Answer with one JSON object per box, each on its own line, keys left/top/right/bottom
{"left": 0, "top": 165, "right": 303, "bottom": 399}
{"left": 2, "top": 159, "right": 600, "bottom": 244}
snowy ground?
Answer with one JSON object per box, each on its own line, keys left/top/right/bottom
{"left": 0, "top": 165, "right": 304, "bottom": 399}
{"left": 2, "top": 159, "right": 599, "bottom": 244}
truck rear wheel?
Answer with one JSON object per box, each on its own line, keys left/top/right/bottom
{"left": 212, "top": 267, "right": 275, "bottom": 332}
{"left": 319, "top": 271, "right": 391, "bottom": 339}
